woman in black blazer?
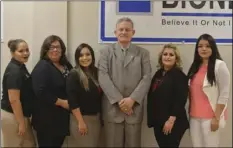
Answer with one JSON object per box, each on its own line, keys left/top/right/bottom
{"left": 31, "top": 35, "right": 72, "bottom": 147}
{"left": 66, "top": 43, "right": 102, "bottom": 147}
{"left": 147, "top": 44, "right": 189, "bottom": 147}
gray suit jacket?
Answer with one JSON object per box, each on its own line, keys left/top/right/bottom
{"left": 98, "top": 43, "right": 151, "bottom": 124}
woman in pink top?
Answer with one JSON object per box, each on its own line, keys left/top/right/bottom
{"left": 187, "top": 34, "right": 230, "bottom": 147}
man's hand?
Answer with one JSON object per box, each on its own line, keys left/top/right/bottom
{"left": 120, "top": 107, "right": 133, "bottom": 115}
{"left": 118, "top": 97, "right": 135, "bottom": 115}
{"left": 119, "top": 97, "right": 135, "bottom": 109}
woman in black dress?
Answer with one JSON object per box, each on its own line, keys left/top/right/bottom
{"left": 31, "top": 35, "right": 72, "bottom": 147}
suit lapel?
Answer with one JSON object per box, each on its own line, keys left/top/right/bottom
{"left": 124, "top": 44, "right": 137, "bottom": 67}
{"left": 114, "top": 43, "right": 124, "bottom": 61}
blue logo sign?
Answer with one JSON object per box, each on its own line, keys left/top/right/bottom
{"left": 100, "top": 1, "right": 232, "bottom": 44}
{"left": 118, "top": 1, "right": 151, "bottom": 13}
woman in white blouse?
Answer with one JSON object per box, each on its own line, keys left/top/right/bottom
{"left": 187, "top": 33, "right": 230, "bottom": 147}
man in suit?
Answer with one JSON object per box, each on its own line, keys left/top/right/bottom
{"left": 98, "top": 17, "right": 152, "bottom": 147}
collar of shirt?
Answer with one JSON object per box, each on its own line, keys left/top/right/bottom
{"left": 11, "top": 58, "right": 25, "bottom": 68}
{"left": 10, "top": 58, "right": 29, "bottom": 75}
{"left": 121, "top": 43, "right": 131, "bottom": 52}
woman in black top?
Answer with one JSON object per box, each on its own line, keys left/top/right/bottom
{"left": 147, "top": 44, "right": 189, "bottom": 147}
{"left": 66, "top": 43, "right": 102, "bottom": 147}
{"left": 31, "top": 35, "right": 72, "bottom": 147}
{"left": 1, "top": 39, "right": 36, "bottom": 147}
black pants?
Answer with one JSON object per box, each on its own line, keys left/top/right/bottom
{"left": 36, "top": 132, "right": 66, "bottom": 148}
{"left": 153, "top": 124, "right": 186, "bottom": 147}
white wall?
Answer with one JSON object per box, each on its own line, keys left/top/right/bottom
{"left": 1, "top": 1, "right": 67, "bottom": 146}
{"left": 1, "top": 1, "right": 232, "bottom": 147}
{"left": 1, "top": 2, "right": 34, "bottom": 73}
{"left": 1, "top": 1, "right": 67, "bottom": 73}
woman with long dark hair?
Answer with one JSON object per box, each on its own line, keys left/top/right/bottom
{"left": 66, "top": 43, "right": 102, "bottom": 147}
{"left": 187, "top": 34, "right": 230, "bottom": 147}
{"left": 31, "top": 35, "right": 72, "bottom": 147}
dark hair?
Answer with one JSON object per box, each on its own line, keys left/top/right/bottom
{"left": 74, "top": 43, "right": 98, "bottom": 90}
{"left": 40, "top": 35, "right": 71, "bottom": 68}
{"left": 8, "top": 39, "right": 27, "bottom": 52}
{"left": 75, "top": 43, "right": 96, "bottom": 69}
{"left": 187, "top": 33, "right": 223, "bottom": 86}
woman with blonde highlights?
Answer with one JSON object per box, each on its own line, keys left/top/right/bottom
{"left": 147, "top": 44, "right": 189, "bottom": 147}
{"left": 66, "top": 43, "right": 102, "bottom": 147}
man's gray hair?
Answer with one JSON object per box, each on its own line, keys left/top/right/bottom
{"left": 116, "top": 17, "right": 134, "bottom": 28}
